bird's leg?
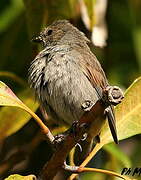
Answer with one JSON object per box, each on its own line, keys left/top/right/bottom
{"left": 70, "top": 121, "right": 89, "bottom": 138}
{"left": 53, "top": 121, "right": 89, "bottom": 150}
{"left": 53, "top": 100, "right": 94, "bottom": 160}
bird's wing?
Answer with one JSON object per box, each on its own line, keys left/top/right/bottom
{"left": 78, "top": 50, "right": 118, "bottom": 144}
{"left": 79, "top": 51, "right": 108, "bottom": 99}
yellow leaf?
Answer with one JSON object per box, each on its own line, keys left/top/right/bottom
{"left": 0, "top": 81, "right": 39, "bottom": 141}
{"left": 0, "top": 81, "right": 51, "bottom": 142}
{"left": 75, "top": 77, "right": 141, "bottom": 174}
{"left": 100, "top": 76, "right": 141, "bottom": 145}
{"left": 4, "top": 174, "right": 36, "bottom": 180}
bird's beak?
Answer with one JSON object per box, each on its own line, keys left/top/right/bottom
{"left": 31, "top": 35, "right": 43, "bottom": 43}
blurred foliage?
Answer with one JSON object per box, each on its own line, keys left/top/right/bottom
{"left": 0, "top": 0, "right": 141, "bottom": 179}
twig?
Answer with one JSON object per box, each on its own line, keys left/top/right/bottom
{"left": 69, "top": 140, "right": 103, "bottom": 179}
{"left": 66, "top": 166, "right": 127, "bottom": 180}
{"left": 22, "top": 104, "right": 55, "bottom": 144}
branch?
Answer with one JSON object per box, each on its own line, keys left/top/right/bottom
{"left": 40, "top": 100, "right": 105, "bottom": 180}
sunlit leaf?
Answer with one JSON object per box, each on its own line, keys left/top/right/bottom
{"left": 0, "top": 81, "right": 39, "bottom": 141}
{"left": 100, "top": 76, "right": 141, "bottom": 145}
{"left": 79, "top": 0, "right": 94, "bottom": 29}
{"left": 79, "top": 0, "right": 107, "bottom": 47}
{"left": 0, "top": 81, "right": 23, "bottom": 107}
{"left": 4, "top": 174, "right": 36, "bottom": 180}
{"left": 83, "top": 76, "right": 141, "bottom": 158}
{"left": 75, "top": 77, "right": 141, "bottom": 173}
{"left": 89, "top": 77, "right": 141, "bottom": 155}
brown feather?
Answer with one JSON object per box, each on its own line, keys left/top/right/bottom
{"left": 76, "top": 45, "right": 118, "bottom": 143}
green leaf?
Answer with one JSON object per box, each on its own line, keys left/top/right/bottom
{"left": 104, "top": 143, "right": 132, "bottom": 167}
{"left": 128, "top": 0, "right": 141, "bottom": 70}
{"left": 79, "top": 0, "right": 107, "bottom": 47}
{"left": 0, "top": 71, "right": 27, "bottom": 87}
{"left": 83, "top": 0, "right": 95, "bottom": 28}
{"left": 78, "top": 77, "right": 141, "bottom": 170}
{"left": 81, "top": 172, "right": 104, "bottom": 180}
{"left": 0, "top": 14, "right": 32, "bottom": 77}
{"left": 4, "top": 174, "right": 36, "bottom": 180}
{"left": 23, "top": 0, "right": 78, "bottom": 38}
{"left": 23, "top": 0, "right": 46, "bottom": 37}
{"left": 84, "top": 76, "right": 140, "bottom": 155}
{"left": 100, "top": 76, "right": 141, "bottom": 146}
{"left": 79, "top": 0, "right": 95, "bottom": 30}
{"left": 133, "top": 27, "right": 141, "bottom": 70}
{"left": 45, "top": 0, "right": 78, "bottom": 23}
{"left": 0, "top": 81, "right": 39, "bottom": 141}
{"left": 0, "top": 81, "right": 23, "bottom": 107}
{"left": 0, "top": 0, "right": 24, "bottom": 33}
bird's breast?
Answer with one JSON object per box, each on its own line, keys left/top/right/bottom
{"left": 41, "top": 52, "right": 100, "bottom": 124}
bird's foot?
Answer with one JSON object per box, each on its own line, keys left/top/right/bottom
{"left": 53, "top": 133, "right": 66, "bottom": 149}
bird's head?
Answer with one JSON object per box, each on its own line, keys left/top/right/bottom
{"left": 32, "top": 20, "right": 89, "bottom": 47}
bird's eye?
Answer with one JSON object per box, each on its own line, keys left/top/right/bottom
{"left": 47, "top": 29, "right": 53, "bottom": 36}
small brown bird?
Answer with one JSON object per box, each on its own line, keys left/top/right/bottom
{"left": 29, "top": 20, "right": 123, "bottom": 148}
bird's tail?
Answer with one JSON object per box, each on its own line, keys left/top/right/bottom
{"left": 106, "top": 105, "right": 119, "bottom": 144}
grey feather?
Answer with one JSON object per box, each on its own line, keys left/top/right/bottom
{"left": 29, "top": 45, "right": 99, "bottom": 125}
{"left": 28, "top": 20, "right": 119, "bottom": 144}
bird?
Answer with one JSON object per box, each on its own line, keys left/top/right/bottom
{"left": 28, "top": 20, "right": 123, "bottom": 152}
